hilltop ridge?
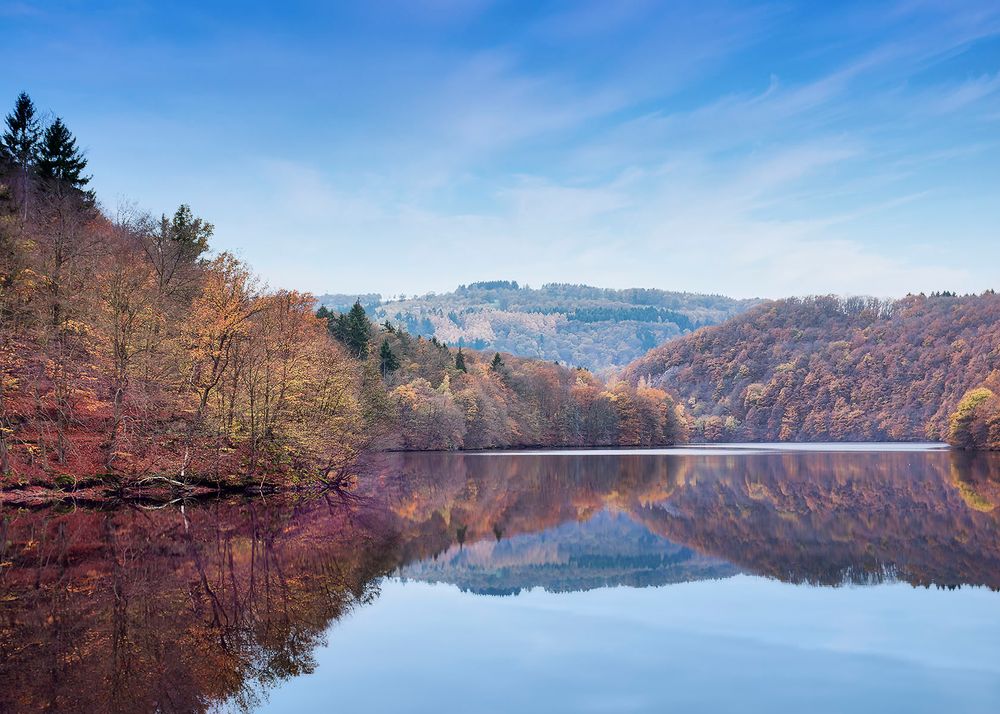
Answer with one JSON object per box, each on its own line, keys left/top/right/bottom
{"left": 318, "top": 282, "right": 757, "bottom": 372}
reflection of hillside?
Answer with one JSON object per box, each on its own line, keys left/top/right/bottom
{"left": 363, "top": 452, "right": 686, "bottom": 569}
{"left": 400, "top": 510, "right": 736, "bottom": 595}
{"left": 2, "top": 448, "right": 1000, "bottom": 711}
{"left": 0, "top": 497, "right": 399, "bottom": 713}
{"left": 370, "top": 450, "right": 1000, "bottom": 590}
{"left": 631, "top": 452, "right": 1000, "bottom": 588}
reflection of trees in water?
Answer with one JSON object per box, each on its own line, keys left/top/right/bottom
{"left": 632, "top": 451, "right": 1000, "bottom": 589}
{"left": 372, "top": 450, "right": 1000, "bottom": 590}
{"left": 0, "top": 496, "right": 399, "bottom": 713}
{"left": 950, "top": 451, "right": 1000, "bottom": 513}
{"left": 2, "top": 450, "right": 999, "bottom": 711}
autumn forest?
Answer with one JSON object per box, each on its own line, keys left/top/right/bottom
{"left": 1, "top": 91, "right": 998, "bottom": 499}
{"left": 0, "top": 93, "right": 686, "bottom": 496}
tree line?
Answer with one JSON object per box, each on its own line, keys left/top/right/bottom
{"left": 360, "top": 280, "right": 756, "bottom": 372}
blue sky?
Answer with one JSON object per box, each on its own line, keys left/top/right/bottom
{"left": 3, "top": 0, "right": 999, "bottom": 299}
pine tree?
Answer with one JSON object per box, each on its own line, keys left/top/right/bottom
{"left": 329, "top": 312, "right": 350, "bottom": 344}
{"left": 490, "top": 352, "right": 505, "bottom": 372}
{"left": 170, "top": 204, "right": 213, "bottom": 260}
{"left": 36, "top": 117, "right": 90, "bottom": 194}
{"left": 345, "top": 300, "right": 372, "bottom": 358}
{"left": 2, "top": 92, "right": 42, "bottom": 216}
{"left": 2, "top": 92, "right": 41, "bottom": 170}
{"left": 379, "top": 338, "right": 400, "bottom": 378}
{"left": 455, "top": 348, "right": 467, "bottom": 372}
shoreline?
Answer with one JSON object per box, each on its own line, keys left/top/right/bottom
{"left": 0, "top": 480, "right": 323, "bottom": 507}
{"left": 2, "top": 441, "right": 985, "bottom": 506}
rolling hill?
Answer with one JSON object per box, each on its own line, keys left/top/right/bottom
{"left": 318, "top": 282, "right": 757, "bottom": 372}
{"left": 623, "top": 293, "right": 1000, "bottom": 442}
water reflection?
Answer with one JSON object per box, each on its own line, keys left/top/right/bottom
{"left": 374, "top": 448, "right": 1000, "bottom": 590}
{"left": 0, "top": 497, "right": 400, "bottom": 713}
{"left": 1, "top": 448, "right": 999, "bottom": 712}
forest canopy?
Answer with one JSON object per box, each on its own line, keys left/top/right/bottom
{"left": 624, "top": 294, "right": 1000, "bottom": 443}
{"left": 319, "top": 302, "right": 686, "bottom": 451}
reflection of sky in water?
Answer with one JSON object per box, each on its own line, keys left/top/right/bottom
{"left": 259, "top": 576, "right": 1000, "bottom": 714}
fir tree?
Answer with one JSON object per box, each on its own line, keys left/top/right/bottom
{"left": 490, "top": 352, "right": 505, "bottom": 372}
{"left": 345, "top": 300, "right": 372, "bottom": 358}
{"left": 455, "top": 348, "right": 467, "bottom": 372}
{"left": 379, "top": 338, "right": 400, "bottom": 378}
{"left": 170, "top": 204, "right": 213, "bottom": 260}
{"left": 1, "top": 92, "right": 41, "bottom": 173}
{"left": 329, "top": 312, "right": 350, "bottom": 344}
{"left": 36, "top": 117, "right": 90, "bottom": 194}
{"left": 2, "top": 92, "right": 42, "bottom": 217}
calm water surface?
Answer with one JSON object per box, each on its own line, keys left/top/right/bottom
{"left": 2, "top": 446, "right": 1000, "bottom": 713}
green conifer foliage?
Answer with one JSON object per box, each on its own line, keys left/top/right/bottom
{"left": 36, "top": 117, "right": 90, "bottom": 193}
{"left": 379, "top": 338, "right": 400, "bottom": 378}
{"left": 345, "top": 300, "right": 372, "bottom": 358}
{"left": 1, "top": 92, "right": 41, "bottom": 171}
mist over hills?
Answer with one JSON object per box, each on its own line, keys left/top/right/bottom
{"left": 318, "top": 282, "right": 758, "bottom": 372}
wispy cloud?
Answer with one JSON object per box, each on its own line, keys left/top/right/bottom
{"left": 6, "top": 0, "right": 999, "bottom": 298}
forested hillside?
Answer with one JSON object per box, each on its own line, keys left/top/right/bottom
{"left": 0, "top": 92, "right": 387, "bottom": 490}
{"left": 318, "top": 281, "right": 757, "bottom": 372}
{"left": 0, "top": 92, "right": 683, "bottom": 493}
{"left": 317, "top": 303, "right": 686, "bottom": 451}
{"left": 624, "top": 294, "right": 1000, "bottom": 443}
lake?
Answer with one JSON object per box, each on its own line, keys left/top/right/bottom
{"left": 2, "top": 445, "right": 1000, "bottom": 713}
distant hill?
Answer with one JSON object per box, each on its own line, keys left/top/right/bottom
{"left": 318, "top": 282, "right": 757, "bottom": 372}
{"left": 623, "top": 293, "right": 1000, "bottom": 442}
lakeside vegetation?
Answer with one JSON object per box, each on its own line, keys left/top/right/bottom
{"left": 950, "top": 372, "right": 1000, "bottom": 451}
{"left": 319, "top": 302, "right": 685, "bottom": 451}
{"left": 0, "top": 93, "right": 683, "bottom": 495}
{"left": 624, "top": 294, "right": 1000, "bottom": 444}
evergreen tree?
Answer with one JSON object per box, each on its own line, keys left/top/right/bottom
{"left": 329, "top": 312, "right": 350, "bottom": 344}
{"left": 170, "top": 204, "right": 213, "bottom": 261}
{"left": 345, "top": 300, "right": 372, "bottom": 358}
{"left": 316, "top": 306, "right": 330, "bottom": 320}
{"left": 379, "top": 338, "right": 400, "bottom": 378}
{"left": 36, "top": 117, "right": 90, "bottom": 194}
{"left": 455, "top": 348, "right": 467, "bottom": 372}
{"left": 490, "top": 352, "right": 505, "bottom": 372}
{"left": 1, "top": 92, "right": 41, "bottom": 173}
{"left": 2, "top": 92, "right": 42, "bottom": 217}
